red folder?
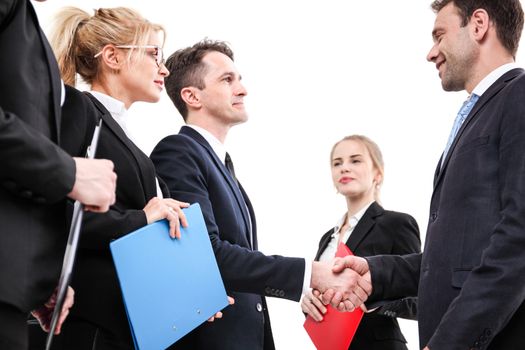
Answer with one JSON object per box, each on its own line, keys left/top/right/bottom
{"left": 303, "top": 243, "right": 364, "bottom": 350}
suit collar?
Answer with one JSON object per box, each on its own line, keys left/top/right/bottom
{"left": 86, "top": 92, "right": 158, "bottom": 200}
{"left": 316, "top": 202, "right": 383, "bottom": 259}
{"left": 179, "top": 126, "right": 254, "bottom": 244}
{"left": 435, "top": 68, "right": 524, "bottom": 185}
{"left": 186, "top": 124, "right": 227, "bottom": 163}
{"left": 30, "top": 3, "right": 62, "bottom": 144}
{"left": 345, "top": 202, "right": 384, "bottom": 252}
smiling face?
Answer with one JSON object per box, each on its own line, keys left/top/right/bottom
{"left": 195, "top": 51, "right": 248, "bottom": 127}
{"left": 427, "top": 2, "right": 479, "bottom": 91}
{"left": 118, "top": 31, "right": 169, "bottom": 106}
{"left": 331, "top": 139, "right": 381, "bottom": 203}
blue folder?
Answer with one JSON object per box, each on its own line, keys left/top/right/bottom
{"left": 110, "top": 203, "right": 229, "bottom": 350}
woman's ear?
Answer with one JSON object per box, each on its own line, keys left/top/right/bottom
{"left": 98, "top": 45, "right": 123, "bottom": 71}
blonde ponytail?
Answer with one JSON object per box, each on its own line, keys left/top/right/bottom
{"left": 49, "top": 7, "right": 90, "bottom": 85}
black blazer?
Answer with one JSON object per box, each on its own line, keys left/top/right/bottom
{"left": 368, "top": 68, "right": 525, "bottom": 350}
{"left": 151, "top": 126, "right": 305, "bottom": 350}
{"left": 0, "top": 0, "right": 76, "bottom": 312}
{"left": 315, "top": 202, "right": 420, "bottom": 350}
{"left": 56, "top": 88, "right": 169, "bottom": 345}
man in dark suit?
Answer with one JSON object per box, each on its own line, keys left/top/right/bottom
{"left": 0, "top": 0, "right": 117, "bottom": 348}
{"left": 331, "top": 0, "right": 525, "bottom": 349}
{"left": 151, "top": 39, "right": 371, "bottom": 350}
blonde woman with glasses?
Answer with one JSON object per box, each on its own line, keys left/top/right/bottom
{"left": 28, "top": 7, "right": 228, "bottom": 350}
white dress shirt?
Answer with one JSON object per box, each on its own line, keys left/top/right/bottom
{"left": 319, "top": 201, "right": 374, "bottom": 262}
{"left": 472, "top": 62, "right": 521, "bottom": 97}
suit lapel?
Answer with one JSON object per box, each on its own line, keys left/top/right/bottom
{"left": 435, "top": 68, "right": 524, "bottom": 189}
{"left": 30, "top": 3, "right": 62, "bottom": 144}
{"left": 346, "top": 202, "right": 383, "bottom": 252}
{"left": 315, "top": 228, "right": 335, "bottom": 261}
{"left": 238, "top": 182, "right": 257, "bottom": 250}
{"left": 180, "top": 126, "right": 253, "bottom": 243}
{"left": 86, "top": 93, "right": 156, "bottom": 200}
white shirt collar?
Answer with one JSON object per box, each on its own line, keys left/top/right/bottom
{"left": 89, "top": 91, "right": 129, "bottom": 135}
{"left": 187, "top": 124, "right": 227, "bottom": 164}
{"left": 472, "top": 62, "right": 521, "bottom": 97}
{"left": 332, "top": 201, "right": 374, "bottom": 238}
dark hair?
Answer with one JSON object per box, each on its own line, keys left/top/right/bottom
{"left": 164, "top": 39, "right": 234, "bottom": 120}
{"left": 431, "top": 0, "right": 524, "bottom": 58}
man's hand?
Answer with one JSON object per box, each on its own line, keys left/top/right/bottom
{"left": 31, "top": 286, "right": 75, "bottom": 334}
{"left": 68, "top": 158, "right": 117, "bottom": 212}
{"left": 319, "top": 256, "right": 372, "bottom": 311}
{"left": 311, "top": 259, "right": 371, "bottom": 312}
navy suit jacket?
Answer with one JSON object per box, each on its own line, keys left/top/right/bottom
{"left": 315, "top": 202, "right": 420, "bottom": 350}
{"left": 151, "top": 126, "right": 305, "bottom": 350}
{"left": 0, "top": 0, "right": 76, "bottom": 312}
{"left": 367, "top": 68, "right": 525, "bottom": 350}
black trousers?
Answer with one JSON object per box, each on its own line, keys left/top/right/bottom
{"left": 0, "top": 302, "right": 28, "bottom": 350}
{"left": 29, "top": 316, "right": 132, "bottom": 350}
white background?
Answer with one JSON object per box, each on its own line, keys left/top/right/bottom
{"left": 34, "top": 1, "right": 525, "bottom": 349}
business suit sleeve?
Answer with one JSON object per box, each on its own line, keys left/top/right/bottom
{"left": 0, "top": 104, "right": 75, "bottom": 204}
{"left": 80, "top": 207, "right": 147, "bottom": 249}
{"left": 151, "top": 134, "right": 305, "bottom": 302}
{"left": 426, "top": 77, "right": 525, "bottom": 349}
{"left": 370, "top": 212, "right": 421, "bottom": 320}
{"left": 366, "top": 253, "right": 421, "bottom": 303}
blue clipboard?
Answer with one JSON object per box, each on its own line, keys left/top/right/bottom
{"left": 110, "top": 203, "right": 229, "bottom": 350}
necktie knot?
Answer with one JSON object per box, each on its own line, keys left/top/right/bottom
{"left": 442, "top": 93, "right": 480, "bottom": 165}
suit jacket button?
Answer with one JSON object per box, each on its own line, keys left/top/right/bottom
{"left": 264, "top": 287, "right": 271, "bottom": 295}
{"left": 256, "top": 303, "right": 263, "bottom": 312}
{"left": 430, "top": 212, "right": 437, "bottom": 221}
{"left": 278, "top": 290, "right": 285, "bottom": 297}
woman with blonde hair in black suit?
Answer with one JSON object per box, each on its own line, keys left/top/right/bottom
{"left": 28, "top": 6, "right": 231, "bottom": 350}
{"left": 301, "top": 135, "right": 420, "bottom": 350}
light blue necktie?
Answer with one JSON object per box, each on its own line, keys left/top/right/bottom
{"left": 441, "top": 93, "right": 480, "bottom": 166}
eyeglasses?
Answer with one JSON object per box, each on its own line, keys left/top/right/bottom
{"left": 93, "top": 45, "right": 165, "bottom": 67}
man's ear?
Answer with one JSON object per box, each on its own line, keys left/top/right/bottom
{"left": 98, "top": 45, "right": 123, "bottom": 70}
{"left": 470, "top": 8, "right": 490, "bottom": 41}
{"left": 181, "top": 87, "right": 201, "bottom": 108}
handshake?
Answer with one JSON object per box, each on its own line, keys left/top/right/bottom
{"left": 308, "top": 256, "right": 371, "bottom": 317}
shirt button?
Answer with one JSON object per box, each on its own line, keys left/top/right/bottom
{"left": 256, "top": 303, "right": 263, "bottom": 312}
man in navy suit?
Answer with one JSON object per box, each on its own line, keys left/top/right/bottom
{"left": 332, "top": 1, "right": 525, "bottom": 349}
{"left": 0, "top": 1, "right": 116, "bottom": 348}
{"left": 151, "top": 39, "right": 371, "bottom": 350}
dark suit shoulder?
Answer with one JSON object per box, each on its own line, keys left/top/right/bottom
{"left": 373, "top": 208, "right": 421, "bottom": 255}
{"left": 151, "top": 132, "right": 212, "bottom": 175}
{"left": 60, "top": 86, "right": 98, "bottom": 157}
{"left": 0, "top": 0, "right": 17, "bottom": 25}
{"left": 378, "top": 209, "right": 418, "bottom": 227}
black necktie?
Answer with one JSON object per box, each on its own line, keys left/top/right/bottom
{"left": 225, "top": 152, "right": 237, "bottom": 181}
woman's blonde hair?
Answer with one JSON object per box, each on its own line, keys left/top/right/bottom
{"left": 330, "top": 135, "right": 385, "bottom": 202}
{"left": 49, "top": 6, "right": 165, "bottom": 86}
